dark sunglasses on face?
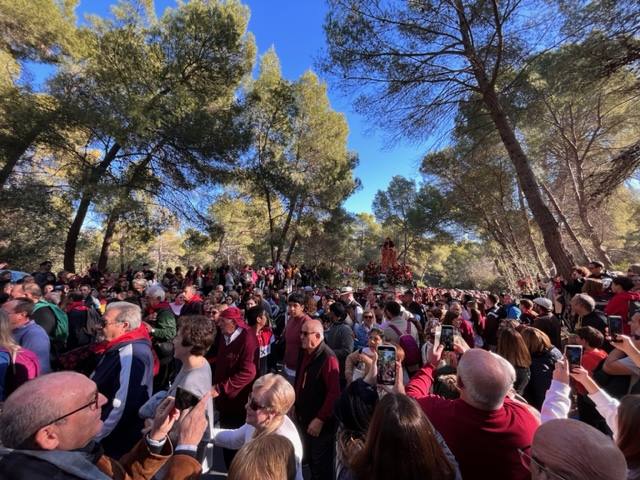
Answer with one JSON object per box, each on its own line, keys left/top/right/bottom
{"left": 247, "top": 395, "right": 268, "bottom": 411}
{"left": 363, "top": 315, "right": 374, "bottom": 319}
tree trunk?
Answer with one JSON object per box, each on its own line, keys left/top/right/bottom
{"left": 518, "top": 187, "right": 548, "bottom": 276}
{"left": 0, "top": 129, "right": 41, "bottom": 187}
{"left": 577, "top": 203, "right": 613, "bottom": 267}
{"left": 484, "top": 94, "right": 573, "bottom": 277}
{"left": 285, "top": 233, "right": 299, "bottom": 264}
{"left": 63, "top": 143, "right": 121, "bottom": 272}
{"left": 541, "top": 183, "right": 590, "bottom": 265}
{"left": 119, "top": 233, "right": 126, "bottom": 274}
{"left": 97, "top": 208, "right": 119, "bottom": 272}
{"left": 455, "top": 3, "right": 575, "bottom": 278}
{"left": 274, "top": 197, "right": 298, "bottom": 263}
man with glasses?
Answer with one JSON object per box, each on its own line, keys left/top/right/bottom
{"left": 90, "top": 301, "right": 155, "bottom": 459}
{"left": 526, "top": 418, "right": 626, "bottom": 480}
{"left": 0, "top": 371, "right": 208, "bottom": 480}
{"left": 294, "top": 319, "right": 340, "bottom": 480}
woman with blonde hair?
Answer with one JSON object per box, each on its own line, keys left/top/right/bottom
{"left": 0, "top": 309, "right": 40, "bottom": 400}
{"left": 212, "top": 373, "right": 303, "bottom": 479}
{"left": 521, "top": 327, "right": 562, "bottom": 410}
{"left": 227, "top": 433, "right": 297, "bottom": 480}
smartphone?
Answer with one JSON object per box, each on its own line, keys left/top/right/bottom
{"left": 441, "top": 325, "right": 455, "bottom": 352}
{"left": 377, "top": 345, "right": 397, "bottom": 386}
{"left": 175, "top": 386, "right": 200, "bottom": 410}
{"left": 608, "top": 315, "right": 623, "bottom": 337}
{"left": 565, "top": 345, "right": 583, "bottom": 367}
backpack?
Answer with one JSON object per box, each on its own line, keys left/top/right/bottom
{"left": 32, "top": 300, "right": 69, "bottom": 345}
{"left": 388, "top": 321, "right": 421, "bottom": 368}
{"left": 0, "top": 350, "right": 13, "bottom": 401}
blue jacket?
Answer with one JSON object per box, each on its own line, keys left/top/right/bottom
{"left": 91, "top": 334, "right": 154, "bottom": 459}
{"left": 12, "top": 320, "right": 51, "bottom": 373}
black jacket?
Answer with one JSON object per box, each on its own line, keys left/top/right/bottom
{"left": 524, "top": 347, "right": 562, "bottom": 410}
{"left": 294, "top": 342, "right": 337, "bottom": 430}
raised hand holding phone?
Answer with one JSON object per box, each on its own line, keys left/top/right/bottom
{"left": 377, "top": 345, "right": 397, "bottom": 386}
{"left": 611, "top": 335, "right": 640, "bottom": 356}
{"left": 564, "top": 345, "right": 583, "bottom": 368}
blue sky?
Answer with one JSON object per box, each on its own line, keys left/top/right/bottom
{"left": 31, "top": 0, "right": 432, "bottom": 214}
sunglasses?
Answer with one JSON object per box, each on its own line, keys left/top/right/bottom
{"left": 247, "top": 395, "right": 268, "bottom": 412}
{"left": 363, "top": 315, "right": 374, "bottom": 319}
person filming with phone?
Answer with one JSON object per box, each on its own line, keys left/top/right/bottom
{"left": 0, "top": 371, "right": 209, "bottom": 480}
{"left": 293, "top": 319, "right": 340, "bottom": 480}
{"left": 405, "top": 344, "right": 539, "bottom": 480}
{"left": 603, "top": 312, "right": 640, "bottom": 386}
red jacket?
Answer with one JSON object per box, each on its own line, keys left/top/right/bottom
{"left": 284, "top": 314, "right": 312, "bottom": 371}
{"left": 406, "top": 364, "right": 538, "bottom": 480}
{"left": 214, "top": 327, "right": 258, "bottom": 417}
{"left": 605, "top": 291, "right": 640, "bottom": 334}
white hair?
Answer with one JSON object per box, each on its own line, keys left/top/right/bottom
{"left": 146, "top": 284, "right": 166, "bottom": 302}
{"left": 106, "top": 301, "right": 141, "bottom": 329}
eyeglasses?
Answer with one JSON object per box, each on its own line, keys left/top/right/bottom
{"left": 29, "top": 390, "right": 100, "bottom": 440}
{"left": 247, "top": 395, "right": 269, "bottom": 412}
{"left": 518, "top": 447, "right": 568, "bottom": 480}
{"left": 363, "top": 315, "right": 374, "bottom": 319}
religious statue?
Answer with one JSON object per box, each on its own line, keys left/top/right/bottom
{"left": 380, "top": 237, "right": 398, "bottom": 272}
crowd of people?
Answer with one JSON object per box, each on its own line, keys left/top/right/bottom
{"left": 0, "top": 258, "right": 639, "bottom": 479}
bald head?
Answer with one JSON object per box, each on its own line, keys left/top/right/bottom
{"left": 0, "top": 372, "right": 98, "bottom": 448}
{"left": 457, "top": 349, "right": 515, "bottom": 410}
{"left": 305, "top": 319, "right": 324, "bottom": 338}
{"left": 533, "top": 419, "right": 627, "bottom": 480}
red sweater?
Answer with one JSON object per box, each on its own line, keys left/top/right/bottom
{"left": 214, "top": 328, "right": 258, "bottom": 417}
{"left": 406, "top": 364, "right": 538, "bottom": 480}
{"left": 575, "top": 348, "right": 608, "bottom": 395}
{"left": 605, "top": 291, "right": 640, "bottom": 334}
{"left": 284, "top": 314, "right": 312, "bottom": 371}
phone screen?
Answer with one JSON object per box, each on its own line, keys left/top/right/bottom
{"left": 377, "top": 346, "right": 397, "bottom": 385}
{"left": 441, "top": 325, "right": 454, "bottom": 352}
{"left": 565, "top": 345, "right": 583, "bottom": 367}
{"left": 608, "top": 315, "right": 623, "bottom": 336}
{"left": 175, "top": 386, "right": 200, "bottom": 410}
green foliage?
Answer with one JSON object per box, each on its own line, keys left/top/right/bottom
{"left": 0, "top": 181, "right": 71, "bottom": 270}
{"left": 241, "top": 48, "right": 358, "bottom": 262}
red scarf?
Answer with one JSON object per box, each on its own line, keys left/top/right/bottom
{"left": 186, "top": 294, "right": 203, "bottom": 304}
{"left": 66, "top": 301, "right": 88, "bottom": 313}
{"left": 91, "top": 325, "right": 159, "bottom": 375}
{"left": 145, "top": 301, "right": 171, "bottom": 316}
